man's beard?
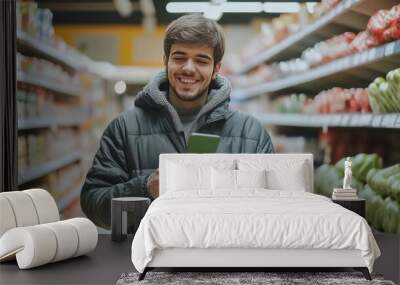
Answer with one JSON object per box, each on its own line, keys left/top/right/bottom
{"left": 166, "top": 66, "right": 213, "bottom": 102}
{"left": 169, "top": 84, "right": 208, "bottom": 102}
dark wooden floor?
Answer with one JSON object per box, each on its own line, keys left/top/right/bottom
{"left": 0, "top": 233, "right": 398, "bottom": 284}
{"left": 0, "top": 235, "right": 134, "bottom": 285}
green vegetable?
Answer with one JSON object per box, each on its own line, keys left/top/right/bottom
{"left": 367, "top": 164, "right": 400, "bottom": 197}
{"left": 386, "top": 68, "right": 400, "bottom": 110}
{"left": 368, "top": 77, "right": 395, "bottom": 113}
{"left": 335, "top": 153, "right": 383, "bottom": 183}
{"left": 314, "top": 165, "right": 342, "bottom": 197}
{"left": 382, "top": 197, "right": 400, "bottom": 234}
{"left": 387, "top": 172, "right": 400, "bottom": 204}
{"left": 379, "top": 81, "right": 400, "bottom": 112}
{"left": 359, "top": 185, "right": 385, "bottom": 230}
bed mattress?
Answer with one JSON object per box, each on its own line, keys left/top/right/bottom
{"left": 131, "top": 190, "right": 380, "bottom": 273}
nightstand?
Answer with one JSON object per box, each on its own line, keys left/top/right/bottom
{"left": 332, "top": 198, "right": 366, "bottom": 218}
{"left": 111, "top": 197, "right": 151, "bottom": 242}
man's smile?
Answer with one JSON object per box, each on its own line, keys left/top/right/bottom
{"left": 177, "top": 77, "right": 199, "bottom": 85}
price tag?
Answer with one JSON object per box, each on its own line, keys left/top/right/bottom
{"left": 352, "top": 53, "right": 360, "bottom": 66}
{"left": 341, "top": 114, "right": 351, "bottom": 126}
{"left": 368, "top": 49, "right": 376, "bottom": 61}
{"left": 359, "top": 114, "right": 372, "bottom": 126}
{"left": 395, "top": 115, "right": 400, "bottom": 128}
{"left": 375, "top": 45, "right": 385, "bottom": 58}
{"left": 332, "top": 114, "right": 342, "bottom": 126}
{"left": 350, "top": 115, "right": 360, "bottom": 126}
{"left": 305, "top": 115, "right": 315, "bottom": 126}
{"left": 372, "top": 115, "right": 383, "bottom": 127}
{"left": 287, "top": 115, "right": 297, "bottom": 126}
{"left": 384, "top": 42, "right": 395, "bottom": 56}
{"left": 361, "top": 51, "right": 369, "bottom": 63}
{"left": 381, "top": 114, "right": 397, "bottom": 127}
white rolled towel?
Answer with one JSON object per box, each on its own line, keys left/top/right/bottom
{"left": 0, "top": 218, "right": 98, "bottom": 269}
{"left": 0, "top": 189, "right": 59, "bottom": 238}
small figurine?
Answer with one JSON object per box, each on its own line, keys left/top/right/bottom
{"left": 343, "top": 157, "right": 352, "bottom": 189}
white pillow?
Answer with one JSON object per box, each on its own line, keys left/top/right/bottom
{"left": 237, "top": 159, "right": 308, "bottom": 191}
{"left": 236, "top": 169, "right": 267, "bottom": 189}
{"left": 166, "top": 163, "right": 211, "bottom": 191}
{"left": 211, "top": 168, "right": 236, "bottom": 190}
{"left": 166, "top": 160, "right": 236, "bottom": 192}
{"left": 211, "top": 169, "right": 267, "bottom": 191}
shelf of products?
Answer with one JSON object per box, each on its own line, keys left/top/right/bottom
{"left": 17, "top": 30, "right": 84, "bottom": 72}
{"left": 252, "top": 113, "right": 400, "bottom": 129}
{"left": 18, "top": 115, "right": 87, "bottom": 130}
{"left": 236, "top": 0, "right": 398, "bottom": 74}
{"left": 17, "top": 71, "right": 81, "bottom": 97}
{"left": 16, "top": 1, "right": 100, "bottom": 215}
{"left": 18, "top": 151, "right": 81, "bottom": 185}
{"left": 232, "top": 39, "right": 400, "bottom": 100}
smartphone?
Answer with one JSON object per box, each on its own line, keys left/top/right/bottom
{"left": 187, "top": 133, "right": 220, "bottom": 153}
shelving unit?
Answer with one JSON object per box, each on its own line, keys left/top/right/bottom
{"left": 17, "top": 30, "right": 84, "bottom": 72}
{"left": 252, "top": 113, "right": 400, "bottom": 129}
{"left": 17, "top": 71, "right": 81, "bottom": 97}
{"left": 15, "top": 9, "right": 111, "bottom": 216}
{"left": 231, "top": 0, "right": 400, "bottom": 172}
{"left": 236, "top": 0, "right": 398, "bottom": 74}
{"left": 232, "top": 39, "right": 400, "bottom": 100}
{"left": 18, "top": 151, "right": 81, "bottom": 185}
{"left": 18, "top": 115, "right": 87, "bottom": 130}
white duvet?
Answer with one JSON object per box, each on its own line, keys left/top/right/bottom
{"left": 131, "top": 190, "right": 380, "bottom": 273}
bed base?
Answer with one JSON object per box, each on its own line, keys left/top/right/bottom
{"left": 138, "top": 267, "right": 371, "bottom": 281}
{"left": 138, "top": 248, "right": 372, "bottom": 281}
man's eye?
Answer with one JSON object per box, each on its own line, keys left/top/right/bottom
{"left": 197, "top": 60, "right": 209, "bottom": 65}
{"left": 173, "top": 57, "right": 185, "bottom": 61}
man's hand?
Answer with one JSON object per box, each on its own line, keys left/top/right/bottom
{"left": 147, "top": 169, "right": 159, "bottom": 199}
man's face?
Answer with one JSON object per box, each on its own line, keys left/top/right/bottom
{"left": 164, "top": 42, "right": 221, "bottom": 103}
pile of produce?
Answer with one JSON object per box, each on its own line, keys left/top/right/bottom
{"left": 303, "top": 87, "right": 370, "bottom": 114}
{"left": 350, "top": 4, "right": 400, "bottom": 53}
{"left": 365, "top": 5, "right": 400, "bottom": 48}
{"left": 277, "top": 87, "right": 370, "bottom": 114}
{"left": 314, "top": 153, "right": 400, "bottom": 233}
{"left": 302, "top": 32, "right": 356, "bottom": 67}
{"left": 276, "top": 67, "right": 399, "bottom": 115}
{"left": 278, "top": 94, "right": 307, "bottom": 113}
{"left": 368, "top": 68, "right": 400, "bottom": 113}
{"left": 231, "top": 4, "right": 400, "bottom": 88}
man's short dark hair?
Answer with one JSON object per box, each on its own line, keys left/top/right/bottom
{"left": 164, "top": 14, "right": 225, "bottom": 65}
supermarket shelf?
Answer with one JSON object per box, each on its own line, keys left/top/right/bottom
{"left": 17, "top": 30, "right": 83, "bottom": 72}
{"left": 232, "top": 40, "right": 400, "bottom": 101}
{"left": 18, "top": 115, "right": 87, "bottom": 130}
{"left": 253, "top": 113, "right": 400, "bottom": 129}
{"left": 17, "top": 71, "right": 81, "bottom": 97}
{"left": 57, "top": 182, "right": 83, "bottom": 212}
{"left": 18, "top": 151, "right": 81, "bottom": 185}
{"left": 237, "top": 0, "right": 398, "bottom": 73}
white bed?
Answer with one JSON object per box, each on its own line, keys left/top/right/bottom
{"left": 131, "top": 154, "right": 380, "bottom": 280}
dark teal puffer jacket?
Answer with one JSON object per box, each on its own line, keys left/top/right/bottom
{"left": 81, "top": 72, "right": 274, "bottom": 228}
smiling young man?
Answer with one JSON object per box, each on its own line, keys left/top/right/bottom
{"left": 81, "top": 14, "right": 274, "bottom": 228}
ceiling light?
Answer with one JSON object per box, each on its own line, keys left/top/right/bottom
{"left": 166, "top": 2, "right": 263, "bottom": 14}
{"left": 264, "top": 2, "right": 300, "bottom": 13}
{"left": 114, "top": 80, "right": 127, "bottom": 95}
{"left": 166, "top": 2, "right": 209, "bottom": 13}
